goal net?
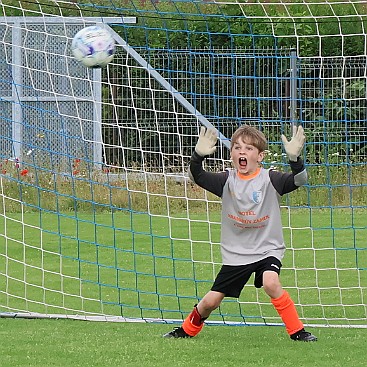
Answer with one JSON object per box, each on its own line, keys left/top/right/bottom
{"left": 0, "top": 0, "right": 366, "bottom": 328}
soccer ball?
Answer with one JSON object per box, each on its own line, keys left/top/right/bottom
{"left": 71, "top": 26, "right": 115, "bottom": 68}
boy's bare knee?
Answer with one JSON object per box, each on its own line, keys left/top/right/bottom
{"left": 263, "top": 275, "right": 282, "bottom": 298}
{"left": 199, "top": 292, "right": 224, "bottom": 313}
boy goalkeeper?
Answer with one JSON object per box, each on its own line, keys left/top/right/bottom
{"left": 164, "top": 124, "right": 317, "bottom": 342}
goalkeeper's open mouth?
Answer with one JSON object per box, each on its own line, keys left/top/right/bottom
{"left": 239, "top": 157, "right": 247, "bottom": 168}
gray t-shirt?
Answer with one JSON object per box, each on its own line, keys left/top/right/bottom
{"left": 221, "top": 168, "right": 285, "bottom": 265}
{"left": 188, "top": 151, "right": 307, "bottom": 266}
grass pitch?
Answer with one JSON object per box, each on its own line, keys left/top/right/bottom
{"left": 1, "top": 318, "right": 367, "bottom": 367}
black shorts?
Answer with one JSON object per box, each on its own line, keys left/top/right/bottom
{"left": 211, "top": 256, "right": 282, "bottom": 298}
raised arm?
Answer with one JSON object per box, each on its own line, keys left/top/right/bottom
{"left": 188, "top": 127, "right": 228, "bottom": 197}
{"left": 270, "top": 125, "right": 308, "bottom": 195}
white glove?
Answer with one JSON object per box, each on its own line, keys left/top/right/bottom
{"left": 195, "top": 126, "right": 218, "bottom": 157}
{"left": 281, "top": 125, "right": 306, "bottom": 162}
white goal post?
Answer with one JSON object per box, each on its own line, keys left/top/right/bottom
{"left": 0, "top": 1, "right": 366, "bottom": 329}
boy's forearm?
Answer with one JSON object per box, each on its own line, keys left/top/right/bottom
{"left": 188, "top": 151, "right": 205, "bottom": 182}
{"left": 289, "top": 157, "right": 305, "bottom": 174}
{"left": 188, "top": 152, "right": 227, "bottom": 197}
{"left": 289, "top": 158, "right": 307, "bottom": 187}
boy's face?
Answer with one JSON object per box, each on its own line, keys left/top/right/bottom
{"left": 230, "top": 138, "right": 264, "bottom": 175}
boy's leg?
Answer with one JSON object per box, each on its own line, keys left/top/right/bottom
{"left": 181, "top": 304, "right": 206, "bottom": 336}
{"left": 163, "top": 291, "right": 224, "bottom": 338}
{"left": 261, "top": 267, "right": 317, "bottom": 342}
{"left": 271, "top": 290, "right": 317, "bottom": 342}
{"left": 271, "top": 289, "right": 304, "bottom": 335}
{"left": 164, "top": 264, "right": 251, "bottom": 338}
{"left": 260, "top": 262, "right": 303, "bottom": 335}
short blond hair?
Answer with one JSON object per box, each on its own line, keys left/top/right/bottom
{"left": 230, "top": 125, "right": 267, "bottom": 152}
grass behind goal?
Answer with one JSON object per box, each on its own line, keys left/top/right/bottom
{"left": 1, "top": 209, "right": 366, "bottom": 327}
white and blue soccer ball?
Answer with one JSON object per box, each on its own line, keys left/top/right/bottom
{"left": 71, "top": 26, "right": 115, "bottom": 68}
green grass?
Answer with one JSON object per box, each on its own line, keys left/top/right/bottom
{"left": 1, "top": 318, "right": 367, "bottom": 367}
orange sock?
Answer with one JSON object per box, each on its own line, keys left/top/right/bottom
{"left": 182, "top": 306, "right": 205, "bottom": 337}
{"left": 271, "top": 290, "right": 303, "bottom": 335}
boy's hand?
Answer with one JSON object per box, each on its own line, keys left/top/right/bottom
{"left": 281, "top": 125, "right": 306, "bottom": 162}
{"left": 195, "top": 127, "right": 218, "bottom": 157}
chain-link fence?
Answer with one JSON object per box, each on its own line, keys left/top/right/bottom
{"left": 103, "top": 49, "right": 366, "bottom": 170}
